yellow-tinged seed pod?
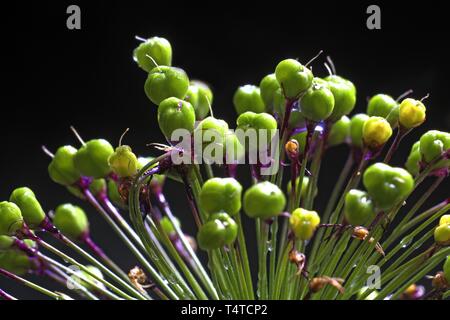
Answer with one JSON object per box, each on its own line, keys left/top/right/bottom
{"left": 362, "top": 116, "right": 392, "bottom": 149}
{"left": 399, "top": 98, "right": 426, "bottom": 129}
{"left": 289, "top": 208, "right": 320, "bottom": 240}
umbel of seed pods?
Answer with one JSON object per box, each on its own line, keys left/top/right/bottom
{"left": 1, "top": 35, "right": 449, "bottom": 300}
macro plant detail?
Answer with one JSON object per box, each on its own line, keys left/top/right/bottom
{"left": 1, "top": 35, "right": 450, "bottom": 301}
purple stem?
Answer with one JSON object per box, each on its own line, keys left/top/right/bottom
{"left": 384, "top": 127, "right": 411, "bottom": 163}
{"left": 0, "top": 288, "right": 17, "bottom": 300}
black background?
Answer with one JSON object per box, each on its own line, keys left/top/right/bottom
{"left": 1, "top": 1, "right": 449, "bottom": 299}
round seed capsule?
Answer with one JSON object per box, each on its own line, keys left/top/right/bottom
{"left": 184, "top": 80, "right": 213, "bottom": 120}
{"left": 197, "top": 212, "right": 238, "bottom": 250}
{"left": 399, "top": 98, "right": 426, "bottom": 129}
{"left": 367, "top": 94, "right": 399, "bottom": 126}
{"left": 289, "top": 208, "right": 320, "bottom": 240}
{"left": 363, "top": 163, "right": 414, "bottom": 210}
{"left": 419, "top": 130, "right": 450, "bottom": 170}
{"left": 275, "top": 59, "right": 313, "bottom": 99}
{"left": 144, "top": 66, "right": 189, "bottom": 105}
{"left": 108, "top": 146, "right": 139, "bottom": 178}
{"left": 199, "top": 178, "right": 243, "bottom": 217}
{"left": 48, "top": 145, "right": 81, "bottom": 186}
{"left": 0, "top": 202, "right": 24, "bottom": 236}
{"left": 259, "top": 73, "right": 280, "bottom": 112}
{"left": 133, "top": 36, "right": 172, "bottom": 72}
{"left": 74, "top": 139, "right": 114, "bottom": 179}
{"left": 52, "top": 203, "right": 89, "bottom": 240}
{"left": 9, "top": 187, "right": 46, "bottom": 228}
{"left": 344, "top": 189, "right": 375, "bottom": 226}
{"left": 157, "top": 97, "right": 196, "bottom": 140}
{"left": 362, "top": 116, "right": 393, "bottom": 150}
{"left": 324, "top": 75, "right": 357, "bottom": 122}
{"left": 243, "top": 181, "right": 286, "bottom": 219}
{"left": 233, "top": 85, "right": 265, "bottom": 115}
{"left": 328, "top": 115, "right": 351, "bottom": 146}
{"left": 350, "top": 114, "right": 369, "bottom": 148}
{"left": 299, "top": 78, "right": 335, "bottom": 122}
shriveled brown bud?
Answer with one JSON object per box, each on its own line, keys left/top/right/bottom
{"left": 288, "top": 250, "right": 307, "bottom": 276}
{"left": 128, "top": 266, "right": 153, "bottom": 294}
{"left": 309, "top": 276, "right": 344, "bottom": 294}
{"left": 432, "top": 272, "right": 449, "bottom": 290}
{"left": 352, "top": 226, "right": 385, "bottom": 256}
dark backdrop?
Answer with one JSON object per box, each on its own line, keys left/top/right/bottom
{"left": 1, "top": 1, "right": 449, "bottom": 299}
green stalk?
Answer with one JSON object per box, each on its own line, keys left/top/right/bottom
{"left": 235, "top": 213, "right": 254, "bottom": 299}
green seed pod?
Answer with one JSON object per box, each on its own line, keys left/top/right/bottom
{"left": 184, "top": 80, "right": 213, "bottom": 120}
{"left": 440, "top": 215, "right": 450, "bottom": 226}
{"left": 194, "top": 116, "right": 229, "bottom": 161}
{"left": 0, "top": 202, "right": 24, "bottom": 236}
{"left": 405, "top": 141, "right": 421, "bottom": 176}
{"left": 145, "top": 66, "right": 189, "bottom": 105}
{"left": 275, "top": 59, "right": 313, "bottom": 99}
{"left": 158, "top": 97, "right": 196, "bottom": 140}
{"left": 399, "top": 98, "right": 426, "bottom": 129}
{"left": 324, "top": 75, "right": 357, "bottom": 122}
{"left": 9, "top": 187, "right": 46, "bottom": 228}
{"left": 350, "top": 114, "right": 369, "bottom": 148}
{"left": 160, "top": 216, "right": 181, "bottom": 236}
{"left": 444, "top": 255, "right": 450, "bottom": 283}
{"left": 243, "top": 181, "right": 286, "bottom": 219}
{"left": 133, "top": 36, "right": 172, "bottom": 72}
{"left": 300, "top": 78, "right": 335, "bottom": 122}
{"left": 273, "top": 88, "right": 306, "bottom": 129}
{"left": 362, "top": 116, "right": 393, "bottom": 150}
{"left": 53, "top": 204, "right": 89, "bottom": 240}
{"left": 236, "top": 111, "right": 277, "bottom": 148}
{"left": 363, "top": 163, "right": 414, "bottom": 210}
{"left": 289, "top": 208, "right": 320, "bottom": 240}
{"left": 367, "top": 94, "right": 399, "bottom": 126}
{"left": 344, "top": 189, "right": 375, "bottom": 226}
{"left": 48, "top": 145, "right": 81, "bottom": 186}
{"left": 108, "top": 146, "right": 139, "bottom": 178}
{"left": 419, "top": 130, "right": 450, "bottom": 170}
{"left": 74, "top": 139, "right": 114, "bottom": 179}
{"left": 0, "top": 235, "right": 14, "bottom": 250}
{"left": 328, "top": 115, "right": 351, "bottom": 146}
{"left": 0, "top": 249, "right": 33, "bottom": 276}
{"left": 434, "top": 224, "right": 450, "bottom": 245}
{"left": 233, "top": 85, "right": 265, "bottom": 115}
{"left": 197, "top": 212, "right": 238, "bottom": 250}
{"left": 259, "top": 74, "right": 280, "bottom": 112}
{"left": 199, "top": 178, "right": 243, "bottom": 217}
{"left": 286, "top": 176, "right": 312, "bottom": 199}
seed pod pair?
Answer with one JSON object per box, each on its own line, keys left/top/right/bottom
{"left": 9, "top": 187, "right": 46, "bottom": 228}
{"left": 405, "top": 130, "right": 450, "bottom": 176}
{"left": 275, "top": 59, "right": 313, "bottom": 99}
{"left": 243, "top": 181, "right": 286, "bottom": 219}
{"left": 398, "top": 98, "right": 426, "bottom": 129}
{"left": 197, "top": 212, "right": 238, "bottom": 250}
{"left": 233, "top": 85, "right": 265, "bottom": 115}
{"left": 349, "top": 113, "right": 392, "bottom": 150}
{"left": 52, "top": 204, "right": 89, "bottom": 240}
{"left": 344, "top": 189, "right": 375, "bottom": 226}
{"left": 289, "top": 208, "right": 320, "bottom": 240}
{"left": 236, "top": 111, "right": 277, "bottom": 149}
{"left": 184, "top": 80, "right": 213, "bottom": 120}
{"left": 134, "top": 36, "right": 172, "bottom": 73}
{"left": 199, "top": 178, "right": 243, "bottom": 217}
{"left": 434, "top": 215, "right": 450, "bottom": 246}
{"left": 363, "top": 163, "right": 414, "bottom": 210}
{"left": 145, "top": 66, "right": 190, "bottom": 106}
{"left": 74, "top": 139, "right": 115, "bottom": 179}
{"left": 48, "top": 145, "right": 81, "bottom": 186}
